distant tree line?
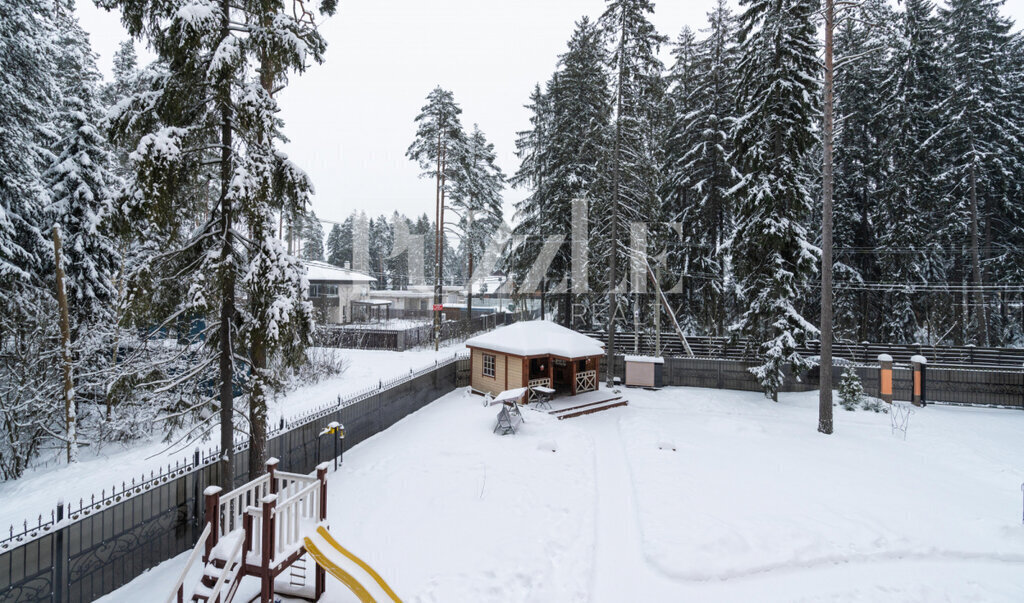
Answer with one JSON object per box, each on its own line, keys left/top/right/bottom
{"left": 508, "top": 0, "right": 1024, "bottom": 396}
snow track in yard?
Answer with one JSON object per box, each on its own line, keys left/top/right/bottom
{"left": 589, "top": 413, "right": 680, "bottom": 602}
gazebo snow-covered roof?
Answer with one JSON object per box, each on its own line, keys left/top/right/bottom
{"left": 466, "top": 320, "right": 604, "bottom": 359}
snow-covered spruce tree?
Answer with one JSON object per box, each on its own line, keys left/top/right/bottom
{"left": 300, "top": 211, "right": 325, "bottom": 261}
{"left": 658, "top": 26, "right": 702, "bottom": 335}
{"left": 0, "top": 0, "right": 59, "bottom": 321}
{"left": 325, "top": 217, "right": 353, "bottom": 267}
{"left": 510, "top": 17, "right": 611, "bottom": 326}
{"left": 386, "top": 212, "right": 413, "bottom": 290}
{"left": 831, "top": 0, "right": 894, "bottom": 342}
{"left": 730, "top": 0, "right": 820, "bottom": 401}
{"left": 368, "top": 215, "right": 394, "bottom": 289}
{"left": 838, "top": 365, "right": 864, "bottom": 411}
{"left": 936, "top": 0, "right": 1022, "bottom": 347}
{"left": 993, "top": 32, "right": 1024, "bottom": 345}
{"left": 406, "top": 87, "right": 466, "bottom": 344}
{"left": 103, "top": 0, "right": 330, "bottom": 487}
{"left": 45, "top": 4, "right": 126, "bottom": 459}
{"left": 663, "top": 1, "right": 740, "bottom": 337}
{"left": 509, "top": 83, "right": 555, "bottom": 292}
{"left": 45, "top": 8, "right": 120, "bottom": 334}
{"left": 412, "top": 213, "right": 436, "bottom": 285}
{"left": 451, "top": 124, "right": 505, "bottom": 324}
{"left": 598, "top": 0, "right": 668, "bottom": 376}
{"left": 873, "top": 0, "right": 948, "bottom": 344}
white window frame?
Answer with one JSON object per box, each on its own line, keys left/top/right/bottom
{"left": 482, "top": 353, "right": 496, "bottom": 378}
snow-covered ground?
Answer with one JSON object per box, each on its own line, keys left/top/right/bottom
{"left": 100, "top": 385, "right": 1024, "bottom": 602}
{"left": 0, "top": 344, "right": 465, "bottom": 532}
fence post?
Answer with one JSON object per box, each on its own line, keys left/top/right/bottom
{"left": 878, "top": 354, "right": 894, "bottom": 404}
{"left": 192, "top": 448, "right": 201, "bottom": 534}
{"left": 911, "top": 355, "right": 927, "bottom": 407}
{"left": 266, "top": 457, "right": 279, "bottom": 495}
{"left": 260, "top": 493, "right": 277, "bottom": 603}
{"left": 315, "top": 463, "right": 329, "bottom": 599}
{"left": 53, "top": 501, "right": 64, "bottom": 603}
{"left": 203, "top": 486, "right": 222, "bottom": 563}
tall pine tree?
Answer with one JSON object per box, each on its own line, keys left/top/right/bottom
{"left": 104, "top": 0, "right": 330, "bottom": 486}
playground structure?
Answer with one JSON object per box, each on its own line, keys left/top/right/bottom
{"left": 167, "top": 458, "right": 399, "bottom": 603}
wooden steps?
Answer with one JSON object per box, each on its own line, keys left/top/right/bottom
{"left": 549, "top": 396, "right": 628, "bottom": 420}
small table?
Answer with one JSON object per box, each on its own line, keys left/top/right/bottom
{"left": 531, "top": 386, "right": 556, "bottom": 410}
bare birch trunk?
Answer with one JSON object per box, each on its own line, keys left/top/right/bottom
{"left": 53, "top": 226, "right": 78, "bottom": 463}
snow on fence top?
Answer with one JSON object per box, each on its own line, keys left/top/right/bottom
{"left": 878, "top": 353, "right": 894, "bottom": 362}
{"left": 465, "top": 320, "right": 604, "bottom": 358}
{"left": 625, "top": 355, "right": 664, "bottom": 364}
{"left": 911, "top": 355, "right": 928, "bottom": 365}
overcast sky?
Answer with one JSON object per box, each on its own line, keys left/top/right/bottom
{"left": 76, "top": 0, "right": 1024, "bottom": 227}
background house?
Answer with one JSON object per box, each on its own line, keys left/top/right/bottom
{"left": 367, "top": 285, "right": 463, "bottom": 318}
{"left": 304, "top": 260, "right": 376, "bottom": 324}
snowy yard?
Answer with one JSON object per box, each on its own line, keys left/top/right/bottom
{"left": 103, "top": 385, "right": 1024, "bottom": 602}
{"left": 0, "top": 344, "right": 464, "bottom": 532}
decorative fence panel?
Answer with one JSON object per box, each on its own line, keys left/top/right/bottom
{"left": 0, "top": 355, "right": 462, "bottom": 603}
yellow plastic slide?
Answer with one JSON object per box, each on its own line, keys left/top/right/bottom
{"left": 303, "top": 526, "right": 402, "bottom": 603}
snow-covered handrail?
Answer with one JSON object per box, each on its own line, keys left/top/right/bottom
{"left": 204, "top": 532, "right": 245, "bottom": 603}
{"left": 165, "top": 521, "right": 211, "bottom": 603}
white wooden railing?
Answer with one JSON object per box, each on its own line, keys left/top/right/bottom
{"left": 273, "top": 480, "right": 322, "bottom": 557}
{"left": 528, "top": 378, "right": 551, "bottom": 402}
{"left": 274, "top": 470, "right": 318, "bottom": 502}
{"left": 218, "top": 474, "right": 271, "bottom": 536}
{"left": 576, "top": 370, "right": 597, "bottom": 393}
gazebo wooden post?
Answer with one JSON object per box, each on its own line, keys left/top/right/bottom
{"left": 571, "top": 359, "right": 577, "bottom": 395}
{"left": 547, "top": 356, "right": 553, "bottom": 388}
{"left": 594, "top": 356, "right": 600, "bottom": 389}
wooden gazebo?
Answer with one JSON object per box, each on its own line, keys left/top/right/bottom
{"left": 465, "top": 320, "right": 605, "bottom": 397}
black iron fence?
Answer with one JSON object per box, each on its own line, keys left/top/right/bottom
{"left": 0, "top": 354, "right": 465, "bottom": 603}
{"left": 600, "top": 355, "right": 1024, "bottom": 408}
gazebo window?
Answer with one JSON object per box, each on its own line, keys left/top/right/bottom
{"left": 482, "top": 353, "right": 496, "bottom": 378}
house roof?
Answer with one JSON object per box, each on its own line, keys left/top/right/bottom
{"left": 367, "top": 289, "right": 434, "bottom": 299}
{"left": 303, "top": 260, "right": 376, "bottom": 283}
{"left": 466, "top": 320, "right": 605, "bottom": 359}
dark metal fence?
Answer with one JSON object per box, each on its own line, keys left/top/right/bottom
{"left": 585, "top": 330, "right": 1024, "bottom": 369}
{"left": 0, "top": 355, "right": 464, "bottom": 603}
{"left": 600, "top": 355, "right": 1023, "bottom": 408}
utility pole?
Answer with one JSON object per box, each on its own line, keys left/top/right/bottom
{"left": 655, "top": 263, "right": 661, "bottom": 356}
{"left": 434, "top": 131, "right": 442, "bottom": 351}
{"left": 540, "top": 277, "right": 546, "bottom": 320}
{"left": 819, "top": 0, "right": 835, "bottom": 435}
{"left": 606, "top": 17, "right": 625, "bottom": 388}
